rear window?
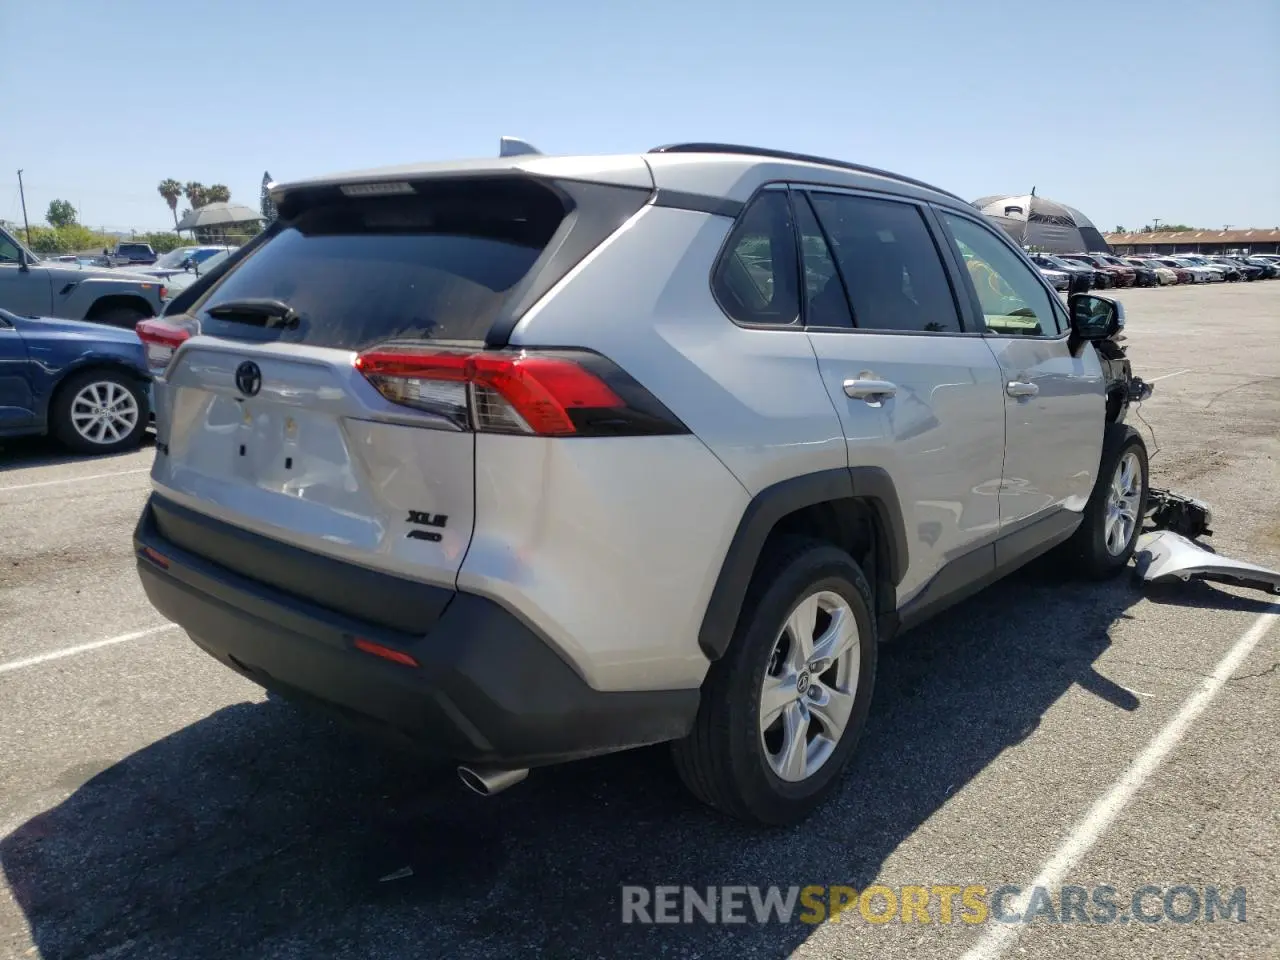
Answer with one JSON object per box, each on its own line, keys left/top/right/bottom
{"left": 118, "top": 244, "right": 151, "bottom": 254}
{"left": 194, "top": 178, "right": 567, "bottom": 349}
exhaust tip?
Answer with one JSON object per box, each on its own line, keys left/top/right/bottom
{"left": 458, "top": 765, "right": 528, "bottom": 797}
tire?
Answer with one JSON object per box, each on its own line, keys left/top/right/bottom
{"left": 672, "top": 537, "right": 878, "bottom": 826}
{"left": 1060, "top": 423, "right": 1149, "bottom": 578}
{"left": 51, "top": 368, "right": 150, "bottom": 455}
{"left": 87, "top": 306, "right": 148, "bottom": 330}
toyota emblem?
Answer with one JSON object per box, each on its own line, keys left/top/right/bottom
{"left": 235, "top": 360, "right": 262, "bottom": 397}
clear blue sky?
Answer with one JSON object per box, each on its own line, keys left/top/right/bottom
{"left": 3, "top": 0, "right": 1277, "bottom": 234}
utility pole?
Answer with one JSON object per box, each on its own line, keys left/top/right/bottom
{"left": 1152, "top": 218, "right": 1162, "bottom": 231}
{"left": 16, "top": 169, "right": 31, "bottom": 246}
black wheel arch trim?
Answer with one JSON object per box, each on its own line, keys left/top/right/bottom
{"left": 698, "top": 467, "right": 909, "bottom": 661}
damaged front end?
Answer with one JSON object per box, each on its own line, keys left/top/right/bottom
{"left": 1096, "top": 334, "right": 1280, "bottom": 597}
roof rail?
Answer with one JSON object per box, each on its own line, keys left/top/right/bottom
{"left": 648, "top": 142, "right": 964, "bottom": 203}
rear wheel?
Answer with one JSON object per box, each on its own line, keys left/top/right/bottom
{"left": 1060, "top": 423, "right": 1149, "bottom": 578}
{"left": 51, "top": 369, "right": 149, "bottom": 454}
{"left": 672, "top": 538, "right": 877, "bottom": 825}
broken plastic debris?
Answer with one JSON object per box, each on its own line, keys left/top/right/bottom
{"left": 1134, "top": 531, "right": 1280, "bottom": 596}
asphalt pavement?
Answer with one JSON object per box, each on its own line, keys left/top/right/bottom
{"left": 1, "top": 282, "right": 1276, "bottom": 960}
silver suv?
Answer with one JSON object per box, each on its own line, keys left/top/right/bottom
{"left": 133, "top": 143, "right": 1149, "bottom": 825}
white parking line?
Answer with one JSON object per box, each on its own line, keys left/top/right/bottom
{"left": 0, "top": 623, "right": 177, "bottom": 676}
{"left": 960, "top": 603, "right": 1280, "bottom": 960}
{"left": 0, "top": 467, "right": 149, "bottom": 494}
{"left": 1148, "top": 368, "right": 1192, "bottom": 382}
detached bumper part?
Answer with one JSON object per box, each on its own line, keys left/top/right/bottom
{"left": 1146, "top": 487, "right": 1213, "bottom": 540}
{"left": 1135, "top": 531, "right": 1280, "bottom": 596}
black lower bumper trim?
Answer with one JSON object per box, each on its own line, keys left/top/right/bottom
{"left": 134, "top": 497, "right": 698, "bottom": 766}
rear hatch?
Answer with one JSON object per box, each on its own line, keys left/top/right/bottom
{"left": 146, "top": 172, "right": 651, "bottom": 600}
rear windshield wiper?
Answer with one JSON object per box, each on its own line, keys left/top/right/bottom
{"left": 206, "top": 298, "right": 300, "bottom": 328}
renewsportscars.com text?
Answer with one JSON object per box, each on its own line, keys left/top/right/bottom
{"left": 620, "top": 884, "right": 1247, "bottom": 926}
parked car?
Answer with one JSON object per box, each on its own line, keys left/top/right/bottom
{"left": 1089, "top": 253, "right": 1146, "bottom": 287}
{"left": 1207, "top": 256, "right": 1262, "bottom": 281}
{"left": 157, "top": 249, "right": 232, "bottom": 300}
{"left": 1038, "top": 266, "right": 1071, "bottom": 290}
{"left": 0, "top": 225, "right": 167, "bottom": 327}
{"left": 1147, "top": 259, "right": 1194, "bottom": 284}
{"left": 1157, "top": 258, "right": 1215, "bottom": 283}
{"left": 141, "top": 245, "right": 234, "bottom": 281}
{"left": 1062, "top": 253, "right": 1133, "bottom": 287}
{"left": 1124, "top": 258, "right": 1178, "bottom": 285}
{"left": 1028, "top": 253, "right": 1095, "bottom": 290}
{"left": 133, "top": 141, "right": 1151, "bottom": 826}
{"left": 0, "top": 307, "right": 151, "bottom": 453}
{"left": 113, "top": 241, "right": 158, "bottom": 265}
{"left": 1244, "top": 256, "right": 1279, "bottom": 278}
{"left": 1173, "top": 255, "right": 1230, "bottom": 281}
{"left": 1048, "top": 254, "right": 1112, "bottom": 289}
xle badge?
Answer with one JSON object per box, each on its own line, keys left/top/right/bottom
{"left": 406, "top": 510, "right": 448, "bottom": 542}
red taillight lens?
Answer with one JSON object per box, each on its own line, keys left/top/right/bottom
{"left": 136, "top": 318, "right": 191, "bottom": 375}
{"left": 355, "top": 348, "right": 625, "bottom": 436}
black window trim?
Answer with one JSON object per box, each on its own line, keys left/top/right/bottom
{"left": 931, "top": 205, "right": 1072, "bottom": 342}
{"left": 795, "top": 184, "right": 980, "bottom": 338}
{"left": 790, "top": 187, "right": 854, "bottom": 330}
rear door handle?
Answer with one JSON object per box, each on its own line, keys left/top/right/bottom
{"left": 1006, "top": 380, "right": 1039, "bottom": 398}
{"left": 843, "top": 379, "right": 897, "bottom": 402}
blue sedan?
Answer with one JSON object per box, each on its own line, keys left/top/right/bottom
{"left": 0, "top": 308, "right": 152, "bottom": 454}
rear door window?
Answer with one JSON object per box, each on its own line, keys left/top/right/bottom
{"left": 806, "top": 192, "right": 962, "bottom": 333}
{"left": 194, "top": 178, "right": 568, "bottom": 349}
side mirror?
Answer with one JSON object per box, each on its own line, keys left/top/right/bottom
{"left": 1069, "top": 293, "right": 1124, "bottom": 341}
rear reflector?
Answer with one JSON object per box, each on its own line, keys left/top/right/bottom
{"left": 353, "top": 637, "right": 419, "bottom": 667}
{"left": 356, "top": 346, "right": 670, "bottom": 437}
{"left": 139, "top": 546, "right": 170, "bottom": 569}
{"left": 136, "top": 318, "right": 192, "bottom": 376}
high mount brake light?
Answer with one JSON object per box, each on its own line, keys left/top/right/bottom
{"left": 354, "top": 347, "right": 685, "bottom": 438}
{"left": 135, "top": 318, "right": 192, "bottom": 376}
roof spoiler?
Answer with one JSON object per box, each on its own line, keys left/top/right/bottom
{"left": 499, "top": 136, "right": 542, "bottom": 158}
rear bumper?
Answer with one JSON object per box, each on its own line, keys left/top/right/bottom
{"left": 134, "top": 495, "right": 698, "bottom": 767}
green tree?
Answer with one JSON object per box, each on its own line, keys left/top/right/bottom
{"left": 46, "top": 199, "right": 78, "bottom": 229}
{"left": 184, "top": 181, "right": 208, "bottom": 210}
{"left": 158, "top": 178, "right": 183, "bottom": 229}
{"left": 260, "top": 171, "right": 277, "bottom": 222}
{"left": 205, "top": 184, "right": 231, "bottom": 203}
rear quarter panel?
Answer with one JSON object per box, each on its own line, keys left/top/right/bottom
{"left": 9, "top": 316, "right": 149, "bottom": 428}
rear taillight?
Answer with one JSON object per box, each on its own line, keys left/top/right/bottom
{"left": 136, "top": 318, "right": 191, "bottom": 376}
{"left": 354, "top": 346, "right": 687, "bottom": 438}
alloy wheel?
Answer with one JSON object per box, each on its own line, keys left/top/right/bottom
{"left": 1104, "top": 451, "right": 1142, "bottom": 556}
{"left": 759, "top": 590, "right": 860, "bottom": 782}
{"left": 70, "top": 380, "right": 139, "bottom": 446}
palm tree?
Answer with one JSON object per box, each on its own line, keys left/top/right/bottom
{"left": 205, "top": 184, "right": 231, "bottom": 204}
{"left": 184, "top": 181, "right": 208, "bottom": 210}
{"left": 158, "top": 179, "right": 183, "bottom": 229}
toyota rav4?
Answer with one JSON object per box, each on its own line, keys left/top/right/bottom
{"left": 133, "top": 143, "right": 1150, "bottom": 825}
